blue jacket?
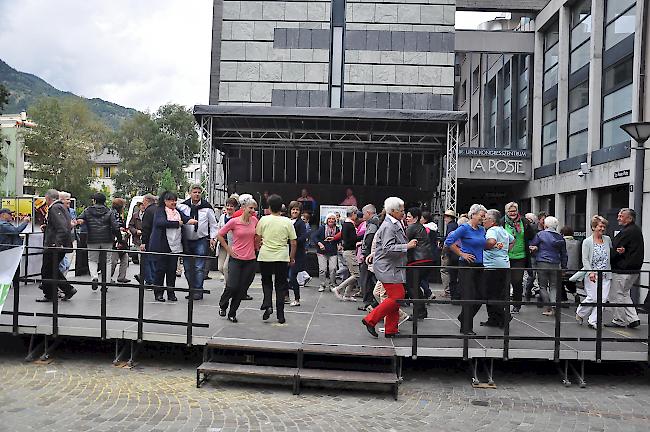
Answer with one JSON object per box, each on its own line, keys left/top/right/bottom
{"left": 530, "top": 229, "right": 568, "bottom": 268}
{"left": 0, "top": 220, "right": 28, "bottom": 251}
{"left": 312, "top": 225, "right": 340, "bottom": 256}
{"left": 147, "top": 207, "right": 190, "bottom": 253}
{"left": 292, "top": 218, "right": 309, "bottom": 260}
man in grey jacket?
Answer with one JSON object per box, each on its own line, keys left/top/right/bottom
{"left": 178, "top": 185, "right": 218, "bottom": 300}
{"left": 362, "top": 197, "right": 417, "bottom": 338}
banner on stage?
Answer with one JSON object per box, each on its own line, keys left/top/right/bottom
{"left": 318, "top": 205, "right": 350, "bottom": 227}
{"left": 0, "top": 245, "right": 23, "bottom": 314}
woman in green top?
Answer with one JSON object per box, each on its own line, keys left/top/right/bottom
{"left": 502, "top": 202, "right": 535, "bottom": 314}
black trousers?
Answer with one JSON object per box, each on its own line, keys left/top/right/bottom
{"left": 359, "top": 262, "right": 377, "bottom": 306}
{"left": 457, "top": 263, "right": 484, "bottom": 332}
{"left": 509, "top": 258, "right": 526, "bottom": 304}
{"left": 447, "top": 253, "right": 460, "bottom": 300}
{"left": 406, "top": 264, "right": 431, "bottom": 317}
{"left": 259, "top": 261, "right": 289, "bottom": 321}
{"left": 40, "top": 249, "right": 74, "bottom": 299}
{"left": 153, "top": 254, "right": 177, "bottom": 299}
{"left": 219, "top": 258, "right": 256, "bottom": 317}
{"left": 483, "top": 268, "right": 510, "bottom": 325}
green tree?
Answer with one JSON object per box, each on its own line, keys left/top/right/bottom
{"left": 23, "top": 97, "right": 108, "bottom": 202}
{"left": 158, "top": 168, "right": 177, "bottom": 194}
{"left": 111, "top": 104, "right": 198, "bottom": 196}
{"left": 0, "top": 84, "right": 9, "bottom": 114}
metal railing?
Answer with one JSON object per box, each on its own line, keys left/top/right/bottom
{"left": 397, "top": 265, "right": 650, "bottom": 363}
{"left": 2, "top": 242, "right": 212, "bottom": 346}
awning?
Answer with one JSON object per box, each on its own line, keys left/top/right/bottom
{"left": 193, "top": 105, "right": 466, "bottom": 153}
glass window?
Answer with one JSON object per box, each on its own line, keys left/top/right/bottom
{"left": 605, "top": 5, "right": 636, "bottom": 50}
{"left": 519, "top": 88, "right": 528, "bottom": 108}
{"left": 543, "top": 100, "right": 557, "bottom": 124}
{"left": 542, "top": 142, "right": 557, "bottom": 165}
{"left": 603, "top": 57, "right": 633, "bottom": 92}
{"left": 471, "top": 114, "right": 479, "bottom": 137}
{"left": 606, "top": 0, "right": 636, "bottom": 22}
{"left": 569, "top": 105, "right": 589, "bottom": 135}
{"left": 472, "top": 67, "right": 480, "bottom": 92}
{"left": 543, "top": 121, "right": 557, "bottom": 145}
{"left": 568, "top": 130, "right": 589, "bottom": 158}
{"left": 543, "top": 64, "right": 558, "bottom": 91}
{"left": 571, "top": 0, "right": 591, "bottom": 25}
{"left": 569, "top": 81, "right": 590, "bottom": 111}
{"left": 544, "top": 21, "right": 560, "bottom": 49}
{"left": 544, "top": 43, "right": 559, "bottom": 70}
{"left": 571, "top": 16, "right": 592, "bottom": 50}
{"left": 570, "top": 42, "right": 590, "bottom": 73}
{"left": 603, "top": 84, "right": 633, "bottom": 120}
{"left": 602, "top": 113, "right": 632, "bottom": 147}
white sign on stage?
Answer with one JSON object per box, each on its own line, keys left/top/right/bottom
{"left": 318, "top": 205, "right": 350, "bottom": 227}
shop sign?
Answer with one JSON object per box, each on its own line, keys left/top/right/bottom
{"left": 470, "top": 158, "right": 526, "bottom": 174}
{"left": 614, "top": 169, "right": 630, "bottom": 179}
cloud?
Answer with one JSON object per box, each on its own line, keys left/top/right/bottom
{"left": 0, "top": 0, "right": 212, "bottom": 111}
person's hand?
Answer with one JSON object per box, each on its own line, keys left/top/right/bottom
{"left": 139, "top": 244, "right": 146, "bottom": 252}
{"left": 289, "top": 258, "right": 296, "bottom": 267}
{"left": 529, "top": 245, "right": 538, "bottom": 253}
{"left": 188, "top": 218, "right": 198, "bottom": 225}
{"left": 588, "top": 272, "right": 597, "bottom": 282}
{"left": 337, "top": 244, "right": 343, "bottom": 251}
{"left": 318, "top": 242, "right": 325, "bottom": 250}
{"left": 496, "top": 242, "right": 504, "bottom": 249}
{"left": 228, "top": 248, "right": 239, "bottom": 259}
{"left": 22, "top": 216, "right": 31, "bottom": 223}
{"left": 407, "top": 239, "right": 418, "bottom": 249}
{"left": 210, "top": 239, "right": 217, "bottom": 250}
{"left": 136, "top": 229, "right": 142, "bottom": 235}
{"left": 616, "top": 247, "right": 625, "bottom": 254}
{"left": 461, "top": 252, "right": 476, "bottom": 263}
{"left": 356, "top": 241, "right": 362, "bottom": 248}
{"left": 325, "top": 236, "right": 333, "bottom": 242}
{"left": 365, "top": 254, "right": 374, "bottom": 265}
{"left": 40, "top": 224, "right": 46, "bottom": 232}
{"left": 76, "top": 219, "right": 84, "bottom": 225}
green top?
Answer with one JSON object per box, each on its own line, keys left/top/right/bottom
{"left": 505, "top": 220, "right": 526, "bottom": 260}
{"left": 255, "top": 215, "right": 297, "bottom": 262}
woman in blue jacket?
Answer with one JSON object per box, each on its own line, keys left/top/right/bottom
{"left": 148, "top": 191, "right": 196, "bottom": 302}
{"left": 287, "top": 201, "right": 310, "bottom": 306}
{"left": 312, "top": 213, "right": 340, "bottom": 292}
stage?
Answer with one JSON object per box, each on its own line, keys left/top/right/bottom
{"left": 1, "top": 265, "right": 648, "bottom": 363}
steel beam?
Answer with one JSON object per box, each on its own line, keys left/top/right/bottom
{"left": 445, "top": 122, "right": 459, "bottom": 213}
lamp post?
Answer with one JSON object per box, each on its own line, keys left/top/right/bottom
{"left": 620, "top": 121, "right": 650, "bottom": 227}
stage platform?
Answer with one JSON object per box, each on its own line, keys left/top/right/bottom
{"left": 1, "top": 266, "right": 648, "bottom": 362}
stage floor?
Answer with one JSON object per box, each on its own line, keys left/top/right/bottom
{"left": 1, "top": 265, "right": 647, "bottom": 361}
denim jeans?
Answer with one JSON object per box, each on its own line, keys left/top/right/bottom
{"left": 141, "top": 252, "right": 157, "bottom": 284}
{"left": 184, "top": 237, "right": 210, "bottom": 299}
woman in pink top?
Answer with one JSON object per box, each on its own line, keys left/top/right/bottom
{"left": 216, "top": 199, "right": 258, "bottom": 322}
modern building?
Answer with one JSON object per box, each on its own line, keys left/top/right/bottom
{"left": 1, "top": 112, "right": 33, "bottom": 197}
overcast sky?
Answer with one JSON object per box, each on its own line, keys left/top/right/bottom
{"left": 0, "top": 1, "right": 500, "bottom": 112}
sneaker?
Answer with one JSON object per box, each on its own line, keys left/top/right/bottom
{"left": 511, "top": 306, "right": 520, "bottom": 315}
{"left": 542, "top": 308, "right": 554, "bottom": 316}
{"left": 343, "top": 296, "right": 358, "bottom": 302}
{"left": 318, "top": 285, "right": 325, "bottom": 292}
{"left": 289, "top": 300, "right": 300, "bottom": 307}
{"left": 283, "top": 296, "right": 290, "bottom": 304}
{"left": 332, "top": 287, "right": 344, "bottom": 300}
{"left": 575, "top": 314, "right": 583, "bottom": 325}
{"left": 62, "top": 288, "right": 77, "bottom": 301}
{"left": 91, "top": 278, "right": 98, "bottom": 291}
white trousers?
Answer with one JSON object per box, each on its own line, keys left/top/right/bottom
{"left": 576, "top": 276, "right": 611, "bottom": 326}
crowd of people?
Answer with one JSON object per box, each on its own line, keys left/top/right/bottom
{"left": 0, "top": 186, "right": 647, "bottom": 338}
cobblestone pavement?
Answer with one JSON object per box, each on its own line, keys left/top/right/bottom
{"left": 0, "top": 338, "right": 648, "bottom": 432}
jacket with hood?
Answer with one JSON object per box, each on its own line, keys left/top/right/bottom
{"left": 78, "top": 204, "right": 119, "bottom": 244}
{"left": 44, "top": 201, "right": 73, "bottom": 248}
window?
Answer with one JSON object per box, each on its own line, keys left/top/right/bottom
{"left": 602, "top": 57, "right": 633, "bottom": 148}
{"left": 543, "top": 21, "right": 560, "bottom": 92}
{"left": 542, "top": 100, "right": 557, "bottom": 165}
{"left": 472, "top": 66, "right": 480, "bottom": 93}
{"left": 100, "top": 166, "right": 111, "bottom": 178}
{"left": 605, "top": 1, "right": 636, "bottom": 51}
{"left": 458, "top": 81, "right": 467, "bottom": 106}
{"left": 517, "top": 55, "right": 529, "bottom": 150}
{"left": 471, "top": 114, "right": 479, "bottom": 138}
{"left": 568, "top": 81, "right": 590, "bottom": 157}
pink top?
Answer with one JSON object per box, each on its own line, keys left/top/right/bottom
{"left": 340, "top": 195, "right": 358, "bottom": 207}
{"left": 218, "top": 216, "right": 258, "bottom": 261}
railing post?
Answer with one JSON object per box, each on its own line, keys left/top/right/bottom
{"left": 186, "top": 254, "right": 194, "bottom": 346}
{"left": 100, "top": 249, "right": 107, "bottom": 340}
{"left": 23, "top": 234, "right": 29, "bottom": 286}
{"left": 12, "top": 258, "right": 20, "bottom": 335}
{"left": 51, "top": 248, "right": 59, "bottom": 338}
{"left": 596, "top": 270, "right": 603, "bottom": 363}
{"left": 553, "top": 268, "right": 561, "bottom": 362}
{"left": 137, "top": 251, "right": 145, "bottom": 343}
{"left": 503, "top": 268, "right": 510, "bottom": 361}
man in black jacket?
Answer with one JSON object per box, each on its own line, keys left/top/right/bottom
{"left": 137, "top": 194, "right": 157, "bottom": 285}
{"left": 77, "top": 193, "right": 119, "bottom": 290}
{"left": 605, "top": 208, "right": 644, "bottom": 329}
{"left": 38, "top": 189, "right": 77, "bottom": 302}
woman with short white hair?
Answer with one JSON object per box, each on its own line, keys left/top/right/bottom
{"left": 529, "top": 215, "right": 568, "bottom": 316}
{"left": 444, "top": 204, "right": 488, "bottom": 335}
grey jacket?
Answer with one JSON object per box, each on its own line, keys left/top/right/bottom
{"left": 373, "top": 216, "right": 408, "bottom": 284}
{"left": 570, "top": 235, "right": 612, "bottom": 282}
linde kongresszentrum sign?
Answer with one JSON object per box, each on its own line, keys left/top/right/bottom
{"left": 458, "top": 148, "right": 531, "bottom": 180}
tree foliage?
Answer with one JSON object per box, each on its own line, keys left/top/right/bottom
{"left": 23, "top": 97, "right": 108, "bottom": 201}
{"left": 158, "top": 168, "right": 178, "bottom": 194}
{"left": 0, "top": 84, "right": 9, "bottom": 114}
{"left": 111, "top": 104, "right": 198, "bottom": 197}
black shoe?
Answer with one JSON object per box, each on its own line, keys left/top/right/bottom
{"left": 219, "top": 308, "right": 227, "bottom": 317}
{"left": 480, "top": 320, "right": 500, "bottom": 327}
{"left": 278, "top": 318, "right": 286, "bottom": 324}
{"left": 243, "top": 295, "right": 253, "bottom": 301}
{"left": 228, "top": 316, "right": 238, "bottom": 323}
{"left": 358, "top": 304, "right": 370, "bottom": 311}
{"left": 134, "top": 275, "right": 141, "bottom": 283}
{"left": 62, "top": 288, "right": 77, "bottom": 301}
{"left": 91, "top": 278, "right": 98, "bottom": 291}
{"left": 628, "top": 320, "right": 641, "bottom": 329}
{"left": 262, "top": 307, "right": 273, "bottom": 321}
{"left": 283, "top": 297, "right": 290, "bottom": 304}
{"left": 167, "top": 295, "right": 178, "bottom": 302}
{"left": 460, "top": 329, "right": 476, "bottom": 336}
{"left": 362, "top": 319, "right": 378, "bottom": 338}
{"left": 204, "top": 275, "right": 212, "bottom": 280}
{"left": 35, "top": 296, "right": 53, "bottom": 303}
{"left": 117, "top": 278, "right": 130, "bottom": 283}
{"left": 604, "top": 322, "right": 626, "bottom": 328}
{"left": 384, "top": 332, "right": 400, "bottom": 338}
{"left": 185, "top": 295, "right": 203, "bottom": 300}
{"left": 155, "top": 296, "right": 165, "bottom": 302}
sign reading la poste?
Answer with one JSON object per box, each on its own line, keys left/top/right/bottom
{"left": 470, "top": 158, "right": 525, "bottom": 174}
{"left": 457, "top": 148, "right": 530, "bottom": 180}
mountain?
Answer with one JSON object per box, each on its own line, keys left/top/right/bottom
{"left": 0, "top": 59, "right": 137, "bottom": 130}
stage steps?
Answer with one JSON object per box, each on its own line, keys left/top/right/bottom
{"left": 197, "top": 337, "right": 401, "bottom": 399}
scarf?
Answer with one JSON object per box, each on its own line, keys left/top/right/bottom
{"left": 165, "top": 207, "right": 181, "bottom": 222}
{"left": 505, "top": 213, "right": 523, "bottom": 233}
{"left": 325, "top": 224, "right": 336, "bottom": 238}
{"left": 182, "top": 197, "right": 212, "bottom": 232}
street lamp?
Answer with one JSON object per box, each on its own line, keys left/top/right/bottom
{"left": 620, "top": 121, "right": 650, "bottom": 149}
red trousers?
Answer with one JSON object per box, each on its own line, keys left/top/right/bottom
{"left": 364, "top": 283, "right": 404, "bottom": 335}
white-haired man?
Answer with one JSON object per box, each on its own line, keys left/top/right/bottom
{"left": 362, "top": 197, "right": 417, "bottom": 338}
